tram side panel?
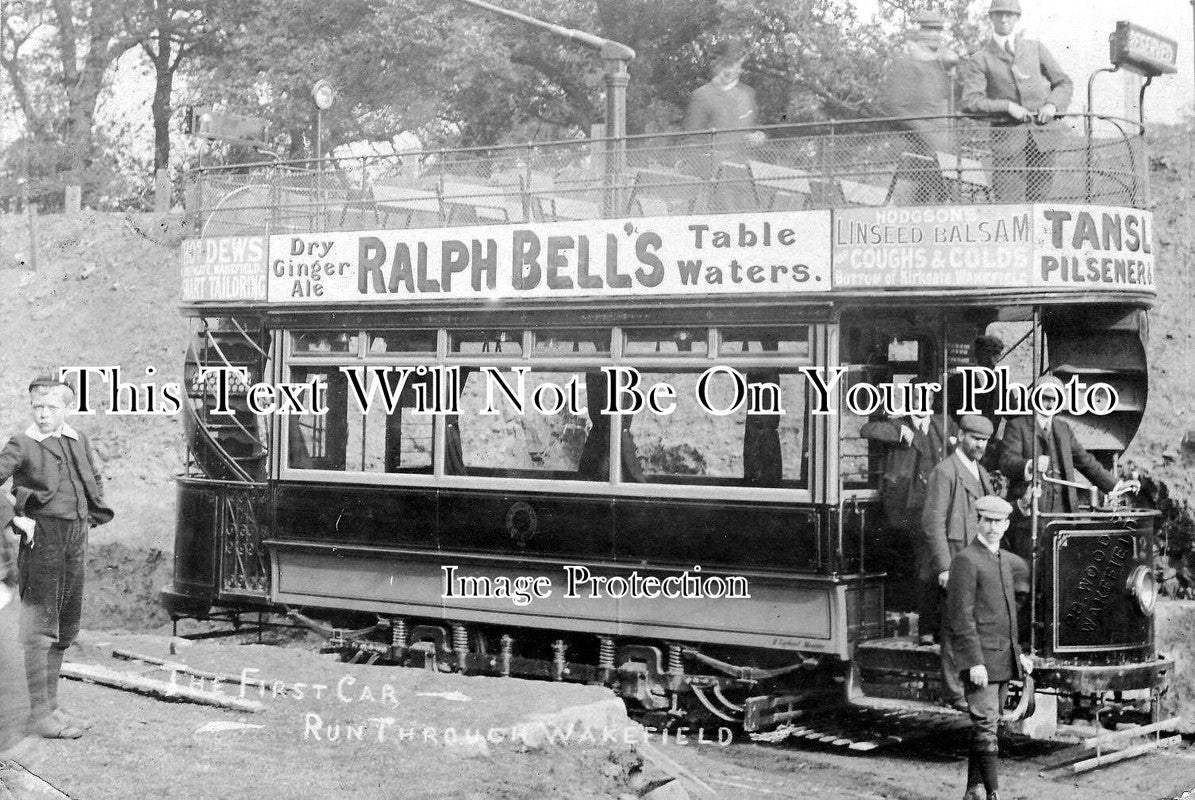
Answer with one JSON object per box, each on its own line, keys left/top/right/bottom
{"left": 264, "top": 485, "right": 878, "bottom": 659}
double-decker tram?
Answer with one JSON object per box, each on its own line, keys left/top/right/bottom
{"left": 167, "top": 110, "right": 1171, "bottom": 737}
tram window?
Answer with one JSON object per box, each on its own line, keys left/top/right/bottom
{"left": 286, "top": 367, "right": 349, "bottom": 471}
{"left": 455, "top": 369, "right": 591, "bottom": 479}
{"left": 624, "top": 328, "right": 709, "bottom": 356}
{"left": 353, "top": 370, "right": 433, "bottom": 474}
{"left": 292, "top": 331, "right": 357, "bottom": 355}
{"left": 531, "top": 329, "right": 611, "bottom": 356}
{"left": 285, "top": 366, "right": 433, "bottom": 474}
{"left": 450, "top": 329, "right": 524, "bottom": 356}
{"left": 367, "top": 329, "right": 436, "bottom": 354}
{"left": 840, "top": 369, "right": 883, "bottom": 489}
{"left": 718, "top": 327, "right": 812, "bottom": 359}
{"left": 630, "top": 370, "right": 808, "bottom": 488}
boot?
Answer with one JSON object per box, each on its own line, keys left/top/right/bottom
{"left": 961, "top": 786, "right": 985, "bottom": 800}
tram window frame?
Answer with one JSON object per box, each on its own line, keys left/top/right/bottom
{"left": 277, "top": 323, "right": 821, "bottom": 502}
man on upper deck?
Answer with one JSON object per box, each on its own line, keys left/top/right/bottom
{"left": 960, "top": 0, "right": 1073, "bottom": 201}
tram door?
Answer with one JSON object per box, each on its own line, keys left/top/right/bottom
{"left": 838, "top": 310, "right": 957, "bottom": 614}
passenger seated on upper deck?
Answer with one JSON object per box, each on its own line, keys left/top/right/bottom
{"left": 960, "top": 0, "right": 1073, "bottom": 202}
{"left": 880, "top": 12, "right": 960, "bottom": 156}
{"left": 684, "top": 40, "right": 765, "bottom": 162}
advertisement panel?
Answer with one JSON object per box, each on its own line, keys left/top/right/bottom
{"left": 265, "top": 211, "right": 832, "bottom": 303}
{"left": 181, "top": 236, "right": 267, "bottom": 302}
{"left": 832, "top": 205, "right": 1034, "bottom": 289}
{"left": 1033, "top": 204, "right": 1155, "bottom": 292}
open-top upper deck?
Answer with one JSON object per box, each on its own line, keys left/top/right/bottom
{"left": 180, "top": 113, "right": 1156, "bottom": 310}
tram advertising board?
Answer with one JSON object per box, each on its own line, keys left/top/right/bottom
{"left": 832, "top": 205, "right": 1034, "bottom": 289}
{"left": 181, "top": 235, "right": 267, "bottom": 302}
{"left": 266, "top": 211, "right": 832, "bottom": 303}
{"left": 1033, "top": 204, "right": 1155, "bottom": 292}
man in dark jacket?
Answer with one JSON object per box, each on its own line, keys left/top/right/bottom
{"left": 945, "top": 494, "right": 1033, "bottom": 800}
{"left": 862, "top": 377, "right": 956, "bottom": 641}
{"left": 0, "top": 375, "right": 115, "bottom": 740}
{"left": 921, "top": 414, "right": 995, "bottom": 707}
{"left": 998, "top": 376, "right": 1130, "bottom": 513}
{"left": 960, "top": 0, "right": 1073, "bottom": 201}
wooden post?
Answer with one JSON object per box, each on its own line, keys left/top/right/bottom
{"left": 154, "top": 169, "right": 171, "bottom": 213}
{"left": 63, "top": 184, "right": 81, "bottom": 215}
{"left": 25, "top": 202, "right": 38, "bottom": 271}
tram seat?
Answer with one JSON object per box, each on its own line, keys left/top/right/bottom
{"left": 935, "top": 152, "right": 990, "bottom": 202}
{"left": 888, "top": 151, "right": 990, "bottom": 205}
{"left": 439, "top": 179, "right": 528, "bottom": 225}
{"left": 628, "top": 167, "right": 705, "bottom": 214}
{"left": 711, "top": 161, "right": 760, "bottom": 212}
{"left": 748, "top": 160, "right": 812, "bottom": 211}
{"left": 837, "top": 178, "right": 891, "bottom": 207}
{"left": 372, "top": 184, "right": 443, "bottom": 229}
{"left": 539, "top": 195, "right": 602, "bottom": 221}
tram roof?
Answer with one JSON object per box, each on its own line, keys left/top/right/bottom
{"left": 179, "top": 113, "right": 1157, "bottom": 311}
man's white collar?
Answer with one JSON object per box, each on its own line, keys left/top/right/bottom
{"left": 25, "top": 423, "right": 79, "bottom": 442}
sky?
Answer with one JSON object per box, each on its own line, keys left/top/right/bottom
{"left": 858, "top": 0, "right": 1194, "bottom": 124}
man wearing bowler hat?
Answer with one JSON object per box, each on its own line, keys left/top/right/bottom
{"left": 961, "top": 0, "right": 1073, "bottom": 201}
{"left": 921, "top": 414, "right": 995, "bottom": 709}
{"left": 945, "top": 494, "right": 1033, "bottom": 800}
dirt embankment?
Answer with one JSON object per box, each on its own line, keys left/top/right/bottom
{"left": 0, "top": 210, "right": 189, "bottom": 629}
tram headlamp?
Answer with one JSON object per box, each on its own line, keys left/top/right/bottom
{"left": 1125, "top": 565, "right": 1157, "bottom": 616}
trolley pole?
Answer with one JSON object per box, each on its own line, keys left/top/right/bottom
{"left": 447, "top": 0, "right": 635, "bottom": 216}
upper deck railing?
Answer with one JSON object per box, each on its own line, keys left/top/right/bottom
{"left": 186, "top": 113, "right": 1146, "bottom": 238}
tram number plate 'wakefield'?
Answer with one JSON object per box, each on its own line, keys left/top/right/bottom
{"left": 1055, "top": 531, "right": 1146, "bottom": 650}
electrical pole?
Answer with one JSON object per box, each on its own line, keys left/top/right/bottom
{"left": 447, "top": 0, "right": 635, "bottom": 216}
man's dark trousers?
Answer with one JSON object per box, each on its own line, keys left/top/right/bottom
{"left": 19, "top": 516, "right": 87, "bottom": 722}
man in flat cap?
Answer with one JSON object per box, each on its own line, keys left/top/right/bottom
{"left": 945, "top": 494, "right": 1033, "bottom": 800}
{"left": 961, "top": 0, "right": 1073, "bottom": 201}
{"left": 999, "top": 375, "right": 1133, "bottom": 513}
{"left": 921, "top": 414, "right": 995, "bottom": 708}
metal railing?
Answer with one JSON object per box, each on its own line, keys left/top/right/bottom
{"left": 185, "top": 113, "right": 1147, "bottom": 237}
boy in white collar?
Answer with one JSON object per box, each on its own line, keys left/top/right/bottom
{"left": 0, "top": 375, "right": 114, "bottom": 740}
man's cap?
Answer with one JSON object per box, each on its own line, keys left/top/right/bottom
{"left": 913, "top": 11, "right": 946, "bottom": 30}
{"left": 974, "top": 334, "right": 1004, "bottom": 354}
{"left": 988, "top": 0, "right": 1022, "bottom": 15}
{"left": 1037, "top": 374, "right": 1064, "bottom": 389}
{"left": 27, "top": 372, "right": 76, "bottom": 395}
{"left": 958, "top": 414, "right": 994, "bottom": 436}
{"left": 976, "top": 495, "right": 1014, "bottom": 520}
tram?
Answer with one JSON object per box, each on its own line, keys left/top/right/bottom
{"left": 166, "top": 111, "right": 1171, "bottom": 733}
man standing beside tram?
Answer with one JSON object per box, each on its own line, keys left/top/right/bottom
{"left": 921, "top": 414, "right": 996, "bottom": 711}
{"left": 960, "top": 0, "right": 1073, "bottom": 202}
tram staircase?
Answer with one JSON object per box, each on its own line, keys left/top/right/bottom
{"left": 1042, "top": 307, "right": 1149, "bottom": 460}
{"left": 183, "top": 321, "right": 270, "bottom": 482}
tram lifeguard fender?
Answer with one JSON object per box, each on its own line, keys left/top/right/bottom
{"left": 1155, "top": 600, "right": 1195, "bottom": 733}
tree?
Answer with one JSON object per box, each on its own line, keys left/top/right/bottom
{"left": 1, "top": 0, "right": 140, "bottom": 193}
{"left": 129, "top": 0, "right": 222, "bottom": 173}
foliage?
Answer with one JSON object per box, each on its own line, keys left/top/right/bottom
{"left": 1, "top": 0, "right": 992, "bottom": 196}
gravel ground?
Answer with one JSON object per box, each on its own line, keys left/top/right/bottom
{"left": 2, "top": 629, "right": 1188, "bottom": 800}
